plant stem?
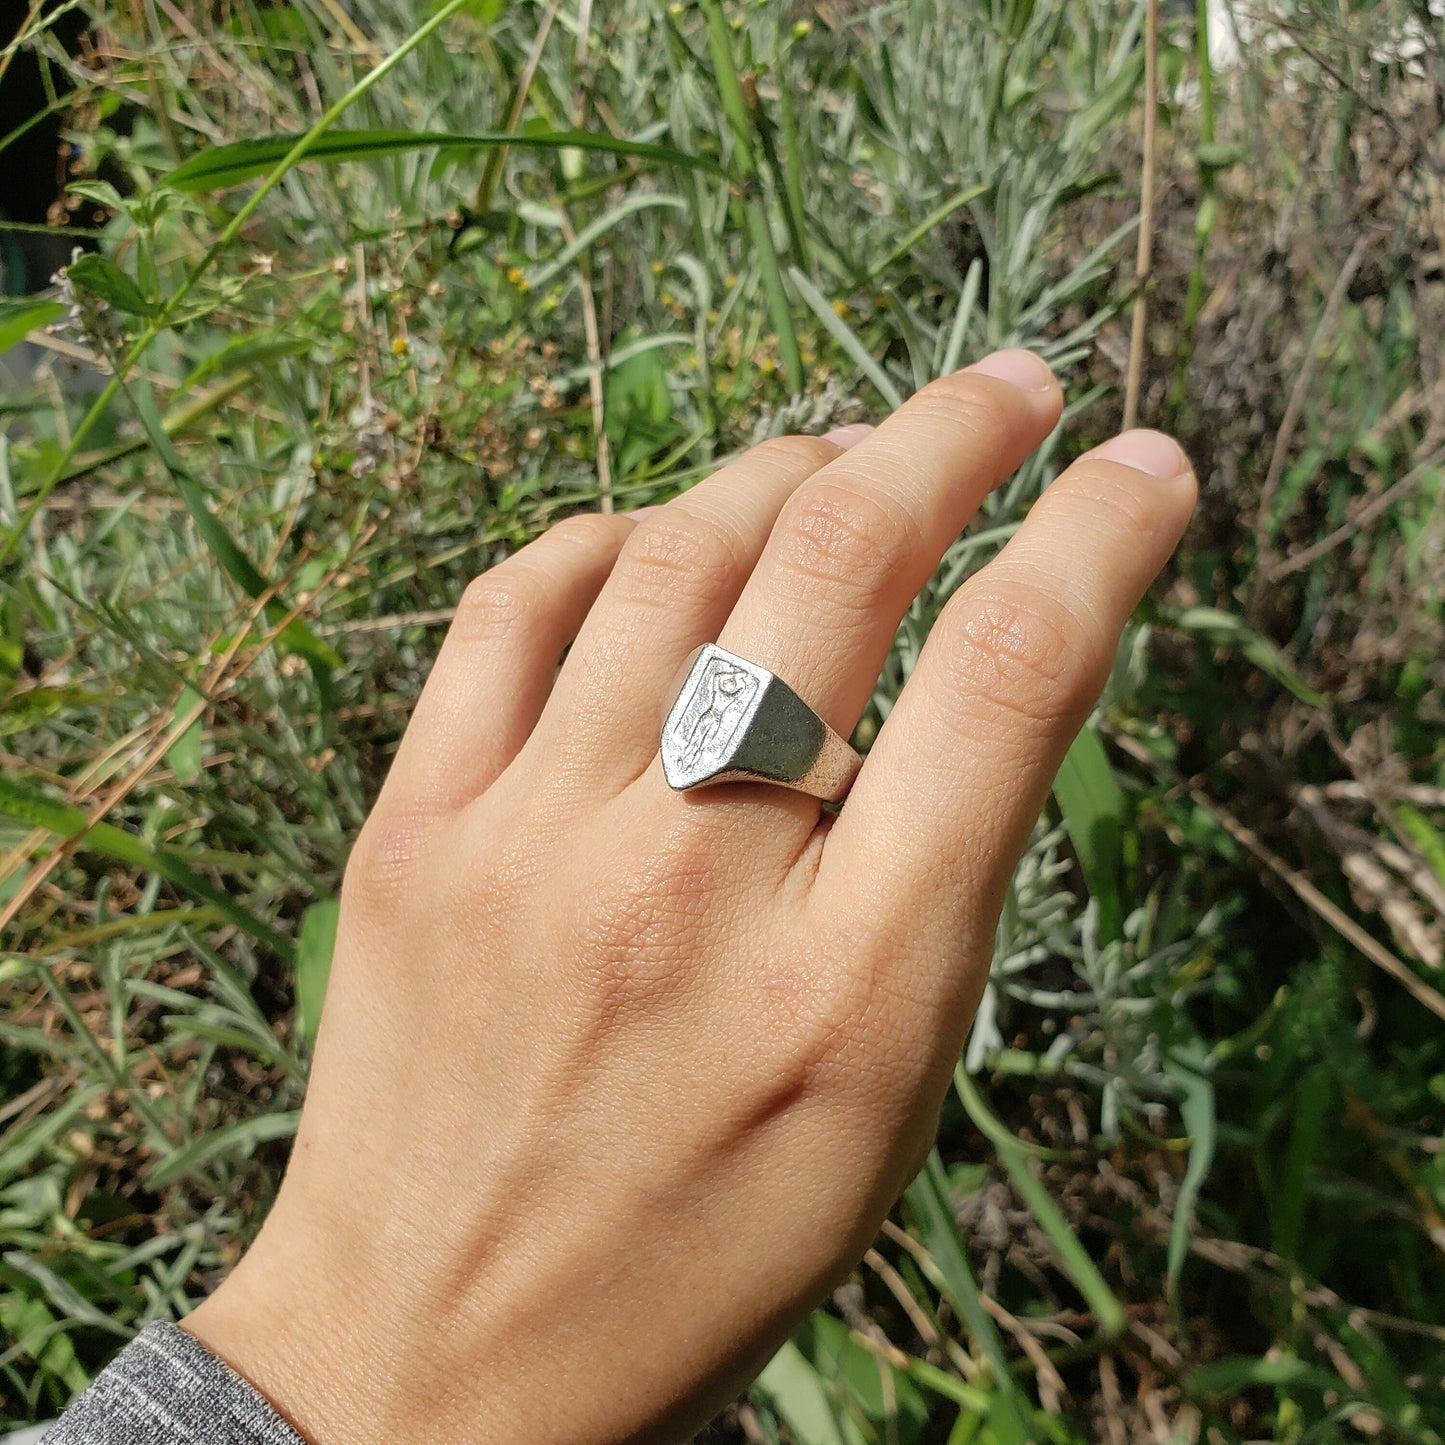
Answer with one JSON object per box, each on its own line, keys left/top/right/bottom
{"left": 698, "top": 0, "right": 804, "bottom": 393}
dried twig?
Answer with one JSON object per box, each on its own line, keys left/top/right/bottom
{"left": 1271, "top": 444, "right": 1445, "bottom": 577}
{"left": 1253, "top": 235, "right": 1370, "bottom": 579}
{"left": 1111, "top": 731, "right": 1445, "bottom": 1025}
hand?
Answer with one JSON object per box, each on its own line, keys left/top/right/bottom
{"left": 183, "top": 351, "right": 1196, "bottom": 1443}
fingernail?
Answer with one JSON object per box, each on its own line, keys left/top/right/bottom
{"left": 822, "top": 423, "right": 873, "bottom": 449}
{"left": 963, "top": 348, "right": 1055, "bottom": 392}
{"left": 626, "top": 505, "right": 659, "bottom": 519}
{"left": 1092, "top": 429, "right": 1190, "bottom": 479}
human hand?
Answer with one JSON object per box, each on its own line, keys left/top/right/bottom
{"left": 183, "top": 351, "right": 1196, "bottom": 1443}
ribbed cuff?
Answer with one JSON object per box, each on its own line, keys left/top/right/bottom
{"left": 44, "top": 1320, "right": 305, "bottom": 1445}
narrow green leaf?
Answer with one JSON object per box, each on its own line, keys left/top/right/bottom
{"left": 1165, "top": 1055, "right": 1215, "bottom": 1305}
{"left": 1159, "top": 604, "right": 1327, "bottom": 707}
{"left": 2, "top": 1250, "right": 131, "bottom": 1339}
{"left": 166, "top": 686, "right": 205, "bottom": 786}
{"left": 64, "top": 254, "right": 157, "bottom": 317}
{"left": 0, "top": 1086, "right": 105, "bottom": 1189}
{"left": 1052, "top": 725, "right": 1125, "bottom": 941}
{"left": 954, "top": 1067, "right": 1127, "bottom": 1338}
{"left": 127, "top": 378, "right": 341, "bottom": 680}
{"left": 0, "top": 298, "right": 64, "bottom": 356}
{"left": 295, "top": 896, "right": 340, "bottom": 1049}
{"left": 1272, "top": 1064, "right": 1331, "bottom": 1262}
{"left": 0, "top": 773, "right": 292, "bottom": 961}
{"left": 902, "top": 1155, "right": 1032, "bottom": 1444}
{"left": 148, "top": 1109, "right": 300, "bottom": 1187}
{"left": 1395, "top": 803, "right": 1445, "bottom": 887}
{"left": 754, "top": 1339, "right": 855, "bottom": 1445}
{"left": 163, "top": 128, "right": 721, "bottom": 192}
{"left": 789, "top": 267, "right": 904, "bottom": 410}
{"left": 1187, "top": 1354, "right": 1342, "bottom": 1398}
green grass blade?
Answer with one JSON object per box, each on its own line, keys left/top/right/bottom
{"left": 754, "top": 1339, "right": 857, "bottom": 1445}
{"left": 1165, "top": 1053, "right": 1216, "bottom": 1306}
{"left": 0, "top": 299, "right": 65, "bottom": 357}
{"left": 127, "top": 379, "right": 341, "bottom": 678}
{"left": 163, "top": 127, "right": 722, "bottom": 192}
{"left": 0, "top": 774, "right": 293, "bottom": 961}
{"left": 1156, "top": 603, "right": 1327, "bottom": 707}
{"left": 294, "top": 896, "right": 339, "bottom": 1049}
{"left": 789, "top": 267, "right": 903, "bottom": 410}
{"left": 1051, "top": 724, "right": 1124, "bottom": 942}
{"left": 902, "top": 1153, "right": 1032, "bottom": 1442}
{"left": 953, "top": 1066, "right": 1127, "bottom": 1339}
{"left": 147, "top": 1109, "right": 301, "bottom": 1187}
{"left": 0, "top": 1086, "right": 105, "bottom": 1190}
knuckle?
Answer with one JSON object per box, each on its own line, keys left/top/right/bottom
{"left": 772, "top": 481, "right": 916, "bottom": 610}
{"left": 452, "top": 568, "right": 545, "bottom": 646}
{"left": 747, "top": 433, "right": 842, "bottom": 475}
{"left": 344, "top": 807, "right": 433, "bottom": 902}
{"left": 610, "top": 511, "right": 746, "bottom": 610}
{"left": 936, "top": 582, "right": 1103, "bottom": 728}
{"left": 544, "top": 510, "right": 627, "bottom": 552}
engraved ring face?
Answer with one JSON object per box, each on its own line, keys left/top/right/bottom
{"left": 659, "top": 644, "right": 863, "bottom": 803}
{"left": 661, "top": 648, "right": 768, "bottom": 791}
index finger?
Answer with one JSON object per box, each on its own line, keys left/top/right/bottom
{"left": 816, "top": 429, "right": 1196, "bottom": 1009}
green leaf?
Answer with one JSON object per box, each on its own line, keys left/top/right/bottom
{"left": 125, "top": 379, "right": 342, "bottom": 693}
{"left": 1158, "top": 604, "right": 1327, "bottom": 707}
{"left": 166, "top": 686, "right": 205, "bottom": 786}
{"left": 605, "top": 332, "right": 685, "bottom": 476}
{"left": 0, "top": 298, "right": 65, "bottom": 357}
{"left": 0, "top": 773, "right": 292, "bottom": 961}
{"left": 789, "top": 266, "right": 904, "bottom": 410}
{"left": 295, "top": 897, "right": 340, "bottom": 1049}
{"left": 1187, "top": 1354, "right": 1343, "bottom": 1398}
{"left": 1165, "top": 1053, "right": 1216, "bottom": 1306}
{"left": 1052, "top": 725, "right": 1125, "bottom": 941}
{"left": 148, "top": 1109, "right": 300, "bottom": 1187}
{"left": 953, "top": 1067, "right": 1128, "bottom": 1339}
{"left": 163, "top": 128, "right": 722, "bottom": 192}
{"left": 799, "top": 1312, "right": 929, "bottom": 1443}
{"left": 66, "top": 179, "right": 127, "bottom": 213}
{"left": 1395, "top": 803, "right": 1445, "bottom": 888}
{"left": 0, "top": 1086, "right": 105, "bottom": 1190}
{"left": 432, "top": 0, "right": 507, "bottom": 19}
{"left": 754, "top": 1339, "right": 857, "bottom": 1445}
{"left": 64, "top": 253, "right": 157, "bottom": 317}
{"left": 1195, "top": 140, "right": 1249, "bottom": 171}
{"left": 1271, "top": 1064, "right": 1331, "bottom": 1262}
{"left": 902, "top": 1154, "right": 1034, "bottom": 1442}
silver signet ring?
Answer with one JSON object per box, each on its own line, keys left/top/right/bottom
{"left": 659, "top": 643, "right": 863, "bottom": 803}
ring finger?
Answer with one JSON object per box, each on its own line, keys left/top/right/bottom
{"left": 526, "top": 431, "right": 855, "bottom": 795}
{"left": 630, "top": 351, "right": 1063, "bottom": 833}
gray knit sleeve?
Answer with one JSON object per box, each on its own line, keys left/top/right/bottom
{"left": 43, "top": 1320, "right": 305, "bottom": 1445}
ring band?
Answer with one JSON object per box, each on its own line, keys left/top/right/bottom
{"left": 659, "top": 643, "right": 863, "bottom": 803}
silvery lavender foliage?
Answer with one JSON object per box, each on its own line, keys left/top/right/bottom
{"left": 49, "top": 247, "right": 120, "bottom": 365}
{"left": 967, "top": 818, "right": 1221, "bottom": 1139}
{"left": 747, "top": 377, "right": 864, "bottom": 445}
